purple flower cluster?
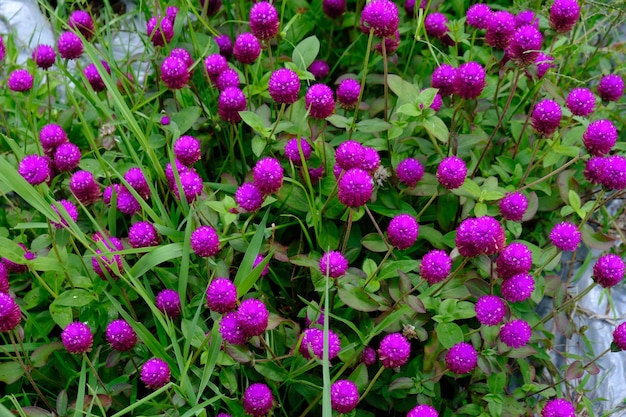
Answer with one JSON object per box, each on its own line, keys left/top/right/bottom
{"left": 191, "top": 225, "right": 220, "bottom": 257}
{"left": 475, "top": 295, "right": 506, "bottom": 326}
{"left": 531, "top": 99, "right": 562, "bottom": 137}
{"left": 549, "top": 222, "right": 581, "bottom": 251}
{"left": 61, "top": 322, "right": 93, "bottom": 354}
{"left": 0, "top": 293, "right": 21, "bottom": 332}
{"left": 206, "top": 277, "right": 238, "bottom": 313}
{"left": 219, "top": 298, "right": 269, "bottom": 343}
{"left": 496, "top": 242, "right": 533, "bottom": 279}
{"left": 549, "top": 0, "right": 581, "bottom": 33}
{"left": 299, "top": 328, "right": 342, "bottom": 360}
{"left": 243, "top": 383, "right": 274, "bottom": 417}
{"left": 541, "top": 398, "right": 576, "bottom": 417}
{"left": 155, "top": 289, "right": 181, "bottom": 318}
{"left": 268, "top": 68, "right": 301, "bottom": 105}
{"left": 499, "top": 192, "right": 529, "bottom": 222}
{"left": 420, "top": 250, "right": 452, "bottom": 284}
{"left": 593, "top": 253, "right": 625, "bottom": 288}
{"left": 501, "top": 273, "right": 535, "bottom": 303}
{"left": 499, "top": 319, "right": 532, "bottom": 348}
{"left": 249, "top": 2, "right": 279, "bottom": 41}
{"left": 387, "top": 214, "right": 419, "bottom": 250}
{"left": 140, "top": 358, "right": 171, "bottom": 389}
{"left": 445, "top": 342, "right": 478, "bottom": 374}
{"left": 378, "top": 332, "right": 411, "bottom": 368}
{"left": 338, "top": 168, "right": 374, "bottom": 207}
{"left": 360, "top": 0, "right": 399, "bottom": 38}
{"left": 331, "top": 380, "right": 359, "bottom": 413}
{"left": 319, "top": 250, "right": 349, "bottom": 278}
{"left": 437, "top": 156, "right": 467, "bottom": 189}
{"left": 397, "top": 158, "right": 425, "bottom": 188}
{"left": 455, "top": 216, "right": 506, "bottom": 257}
{"left": 598, "top": 74, "right": 624, "bottom": 102}
{"left": 105, "top": 319, "right": 137, "bottom": 351}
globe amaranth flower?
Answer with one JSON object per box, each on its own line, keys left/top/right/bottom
{"left": 268, "top": 68, "right": 301, "bottom": 105}
{"left": 305, "top": 83, "right": 335, "bottom": 119}
{"left": 531, "top": 99, "right": 562, "bottom": 137}
{"left": 598, "top": 74, "right": 624, "bottom": 102}
{"left": 61, "top": 322, "right": 93, "bottom": 354}
{"left": 466, "top": 4, "right": 492, "bottom": 30}
{"left": 431, "top": 64, "right": 457, "bottom": 96}
{"left": 32, "top": 44, "right": 56, "bottom": 69}
{"left": 331, "top": 380, "right": 359, "bottom": 414}
{"left": 299, "top": 328, "right": 341, "bottom": 359}
{"left": 54, "top": 142, "right": 81, "bottom": 172}
{"left": 237, "top": 298, "right": 269, "bottom": 337}
{"left": 1, "top": 243, "right": 34, "bottom": 274}
{"left": 253, "top": 157, "right": 284, "bottom": 194}
{"left": 508, "top": 25, "right": 542, "bottom": 67}
{"left": 319, "top": 250, "right": 349, "bottom": 278}
{"left": 456, "top": 216, "right": 506, "bottom": 257}
{"left": 516, "top": 10, "right": 538, "bottom": 28}
{"left": 360, "top": 0, "right": 399, "bottom": 38}
{"left": 531, "top": 53, "right": 555, "bottom": 79}
{"left": 396, "top": 158, "right": 425, "bottom": 188}
{"left": 565, "top": 87, "right": 595, "bottom": 117}
{"left": 236, "top": 183, "right": 264, "bottom": 212}
{"left": 215, "top": 34, "right": 233, "bottom": 58}
{"left": 219, "top": 312, "right": 247, "bottom": 344}
{"left": 496, "top": 242, "right": 533, "bottom": 279}
{"left": 475, "top": 295, "right": 506, "bottom": 326}
{"left": 425, "top": 12, "right": 449, "bottom": 39}
{"left": 408, "top": 405, "right": 439, "bottom": 417}
{"left": 156, "top": 289, "right": 181, "bottom": 318}
{"left": 599, "top": 155, "right": 626, "bottom": 190}
{"left": 454, "top": 62, "right": 486, "bottom": 99}
{"left": 404, "top": 0, "right": 427, "bottom": 19}
{"left": 375, "top": 30, "right": 401, "bottom": 54}
{"left": 0, "top": 293, "right": 21, "bottom": 332}
{"left": 218, "top": 87, "right": 247, "bottom": 123}
{"left": 147, "top": 15, "right": 174, "bottom": 47}
{"left": 170, "top": 48, "right": 194, "bottom": 70}
{"left": 249, "top": 1, "right": 280, "bottom": 41}
{"left": 583, "top": 119, "right": 617, "bottom": 156}
{"left": 207, "top": 277, "right": 238, "bottom": 313}
{"left": 338, "top": 168, "right": 373, "bottom": 207}
{"left": 128, "top": 221, "right": 160, "bottom": 248}
{"left": 420, "top": 250, "right": 452, "bottom": 284}
{"left": 68, "top": 10, "right": 95, "bottom": 40}
{"left": 57, "top": 31, "right": 83, "bottom": 59}
{"left": 499, "top": 192, "right": 528, "bottom": 221}
{"left": 500, "top": 319, "right": 532, "bottom": 348}
{"left": 51, "top": 200, "right": 78, "bottom": 229}
{"left": 233, "top": 33, "right": 261, "bottom": 65}
{"left": 8, "top": 69, "right": 34, "bottom": 92}
{"left": 387, "top": 214, "right": 419, "bottom": 250}
{"left": 308, "top": 60, "right": 330, "bottom": 80}
{"left": 91, "top": 235, "right": 124, "bottom": 279}
{"left": 284, "top": 137, "right": 312, "bottom": 166}
{"left": 437, "top": 156, "right": 467, "bottom": 189}
{"left": 613, "top": 322, "right": 626, "bottom": 350}
{"left": 173, "top": 135, "right": 201, "bottom": 167}
{"left": 0, "top": 36, "right": 4, "bottom": 62}
{"left": 191, "top": 225, "right": 220, "bottom": 257}
{"left": 40, "top": 124, "right": 68, "bottom": 156}
{"left": 0, "top": 263, "right": 8, "bottom": 293}
{"left": 165, "top": 6, "right": 179, "bottom": 23}
{"left": 115, "top": 187, "right": 141, "bottom": 215}
{"left": 18, "top": 155, "right": 51, "bottom": 185}
{"left": 361, "top": 346, "right": 377, "bottom": 366}
{"left": 204, "top": 54, "right": 228, "bottom": 83}
{"left": 549, "top": 0, "right": 580, "bottom": 33}
{"left": 124, "top": 167, "right": 150, "bottom": 199}
{"left": 378, "top": 332, "right": 411, "bottom": 368}
{"left": 140, "top": 358, "right": 171, "bottom": 389}
{"left": 243, "top": 383, "right": 274, "bottom": 417}
{"left": 336, "top": 78, "right": 360, "bottom": 109}
{"left": 445, "top": 342, "right": 477, "bottom": 374}
{"left": 161, "top": 56, "right": 189, "bottom": 89}
{"left": 501, "top": 273, "right": 535, "bottom": 303}
{"left": 584, "top": 156, "right": 606, "bottom": 185}
{"left": 593, "top": 253, "right": 625, "bottom": 288}
{"left": 252, "top": 254, "right": 270, "bottom": 277}
{"left": 486, "top": 11, "right": 516, "bottom": 49}
{"left": 361, "top": 147, "right": 381, "bottom": 174}
{"left": 541, "top": 398, "right": 575, "bottom": 417}
{"left": 335, "top": 140, "right": 365, "bottom": 170}
{"left": 105, "top": 319, "right": 137, "bottom": 351}
{"left": 323, "top": 0, "right": 346, "bottom": 18}
{"left": 549, "top": 222, "right": 581, "bottom": 251}
{"left": 216, "top": 68, "right": 241, "bottom": 91}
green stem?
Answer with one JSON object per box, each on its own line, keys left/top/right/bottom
{"left": 347, "top": 29, "right": 374, "bottom": 141}
{"left": 359, "top": 365, "right": 385, "bottom": 401}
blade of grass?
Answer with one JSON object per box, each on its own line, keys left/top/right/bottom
{"left": 233, "top": 210, "right": 270, "bottom": 296}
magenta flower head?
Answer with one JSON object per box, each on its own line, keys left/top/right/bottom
{"left": 32, "top": 44, "right": 56, "bottom": 69}
{"left": 593, "top": 253, "right": 625, "bottom": 288}
{"left": 437, "top": 156, "right": 467, "bottom": 189}
{"left": 0, "top": 293, "right": 21, "bottom": 332}
{"left": 309, "top": 60, "right": 330, "bottom": 80}
{"left": 516, "top": 10, "right": 538, "bottom": 28}
{"left": 0, "top": 263, "right": 8, "bottom": 293}
{"left": 541, "top": 398, "right": 575, "bottom": 417}
{"left": 40, "top": 124, "right": 68, "bottom": 156}
{"left": 549, "top": 222, "right": 581, "bottom": 251}
{"left": 128, "top": 221, "right": 160, "bottom": 248}
{"left": 331, "top": 380, "right": 359, "bottom": 414}
{"left": 454, "top": 62, "right": 486, "bottom": 99}
{"left": 216, "top": 68, "right": 241, "bottom": 91}
{"left": 501, "top": 273, "right": 535, "bottom": 303}
{"left": 2, "top": 243, "right": 34, "bottom": 274}
{"left": 206, "top": 277, "right": 237, "bottom": 313}
{"left": 420, "top": 250, "right": 452, "bottom": 284}
{"left": 156, "top": 289, "right": 181, "bottom": 318}
{"left": 496, "top": 242, "right": 533, "bottom": 279}
{"left": 268, "top": 68, "right": 301, "bottom": 105}
{"left": 166, "top": 6, "right": 179, "bottom": 23}
{"left": 475, "top": 295, "right": 506, "bottom": 326}
{"left": 219, "top": 312, "right": 247, "bottom": 344}
{"left": 360, "top": 0, "right": 399, "bottom": 38}
{"left": 161, "top": 56, "right": 190, "bottom": 89}
{"left": 243, "top": 383, "right": 274, "bottom": 417}
{"left": 335, "top": 140, "right": 365, "bottom": 170}
{"left": 583, "top": 119, "right": 617, "bottom": 156}
{"left": 105, "top": 319, "right": 137, "bottom": 351}
{"left": 8, "top": 69, "right": 34, "bottom": 92}
{"left": 233, "top": 33, "right": 261, "bottom": 65}
{"left": 124, "top": 167, "right": 150, "bottom": 200}
{"left": 305, "top": 83, "right": 335, "bottom": 119}
{"left": 236, "top": 183, "right": 264, "bottom": 212}
{"left": 486, "top": 11, "right": 516, "bottom": 49}
{"left": 91, "top": 238, "right": 124, "bottom": 280}
{"left": 237, "top": 298, "right": 269, "bottom": 337}
{"left": 57, "top": 31, "right": 83, "bottom": 59}
{"left": 336, "top": 78, "right": 360, "bottom": 109}
{"left": 455, "top": 216, "right": 506, "bottom": 257}
{"left": 598, "top": 74, "right": 624, "bottom": 102}
{"left": 51, "top": 200, "right": 78, "bottom": 229}
{"left": 613, "top": 323, "right": 626, "bottom": 350}
{"left": 147, "top": 15, "right": 174, "bottom": 47}
{"left": 215, "top": 34, "right": 233, "bottom": 58}
{"left": 566, "top": 88, "right": 595, "bottom": 117}
{"left": 115, "top": 187, "right": 141, "bottom": 215}
{"left": 170, "top": 48, "right": 194, "bottom": 69}
{"left": 445, "top": 342, "right": 477, "bottom": 374}
{"left": 338, "top": 168, "right": 373, "bottom": 207}
{"left": 319, "top": 250, "right": 349, "bottom": 278}
{"left": 284, "top": 137, "right": 312, "bottom": 166}
{"left": 375, "top": 30, "right": 401, "bottom": 55}
{"left": 549, "top": 0, "right": 580, "bottom": 33}
{"left": 61, "top": 322, "right": 93, "bottom": 354}
{"left": 408, "top": 405, "right": 439, "bottom": 417}
{"left": 54, "top": 142, "right": 81, "bottom": 172}
{"left": 378, "top": 332, "right": 411, "bottom": 368}
{"left": 174, "top": 170, "right": 204, "bottom": 202}
{"left": 83, "top": 60, "right": 111, "bottom": 92}
{"left": 533, "top": 53, "right": 555, "bottom": 79}
{"left": 584, "top": 156, "right": 606, "bottom": 185}
{"left": 387, "top": 214, "right": 419, "bottom": 250}
{"left": 204, "top": 54, "right": 228, "bottom": 82}
{"left": 361, "top": 147, "right": 380, "bottom": 174}
{"left": 249, "top": 1, "right": 279, "bottom": 41}
{"left": 508, "top": 25, "right": 543, "bottom": 67}
{"left": 531, "top": 99, "right": 562, "bottom": 137}
{"left": 299, "top": 328, "right": 341, "bottom": 359}
{"left": 68, "top": 10, "right": 95, "bottom": 40}
{"left": 141, "top": 358, "right": 171, "bottom": 389}
{"left": 499, "top": 192, "right": 528, "bottom": 221}
{"left": 174, "top": 136, "right": 201, "bottom": 167}
{"left": 323, "top": 0, "right": 346, "bottom": 18}
{"left": 431, "top": 64, "right": 457, "bottom": 96}
{"left": 0, "top": 36, "right": 4, "bottom": 62}
{"left": 253, "top": 254, "right": 269, "bottom": 277}
{"left": 361, "top": 345, "right": 377, "bottom": 366}
{"left": 599, "top": 155, "right": 626, "bottom": 190}
{"left": 191, "top": 225, "right": 220, "bottom": 257}
{"left": 18, "top": 155, "right": 51, "bottom": 185}
{"left": 466, "top": 4, "right": 492, "bottom": 30}
{"left": 396, "top": 158, "right": 424, "bottom": 188}
{"left": 218, "top": 87, "right": 247, "bottom": 123}
{"left": 500, "top": 319, "right": 532, "bottom": 348}
{"left": 253, "top": 157, "right": 284, "bottom": 195}
{"left": 425, "top": 12, "right": 449, "bottom": 39}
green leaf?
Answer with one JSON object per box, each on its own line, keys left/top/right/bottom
{"left": 356, "top": 118, "right": 391, "bottom": 133}
{"left": 419, "top": 225, "right": 444, "bottom": 248}
{"left": 387, "top": 74, "right": 420, "bottom": 104}
{"left": 422, "top": 116, "right": 449, "bottom": 143}
{"left": 239, "top": 111, "right": 269, "bottom": 136}
{"left": 337, "top": 285, "right": 380, "bottom": 312}
{"left": 130, "top": 243, "right": 183, "bottom": 277}
{"left": 54, "top": 289, "right": 97, "bottom": 307}
{"left": 360, "top": 233, "right": 388, "bottom": 252}
{"left": 482, "top": 191, "right": 504, "bottom": 201}
{"left": 568, "top": 190, "right": 581, "bottom": 211}
{"left": 292, "top": 36, "right": 320, "bottom": 71}
{"left": 31, "top": 342, "right": 64, "bottom": 368}
{"left": 254, "top": 362, "right": 289, "bottom": 382}
{"left": 171, "top": 106, "right": 201, "bottom": 135}
{"left": 251, "top": 136, "right": 266, "bottom": 157}
{"left": 49, "top": 302, "right": 73, "bottom": 328}
{"left": 397, "top": 103, "right": 420, "bottom": 117}
{"left": 474, "top": 202, "right": 487, "bottom": 217}
{"left": 327, "top": 114, "right": 351, "bottom": 129}
{"left": 436, "top": 322, "right": 464, "bottom": 349}
{"left": 0, "top": 362, "right": 25, "bottom": 384}
{"left": 581, "top": 224, "right": 616, "bottom": 251}
{"left": 417, "top": 88, "right": 438, "bottom": 109}
{"left": 234, "top": 211, "right": 269, "bottom": 296}
{"left": 452, "top": 178, "right": 481, "bottom": 200}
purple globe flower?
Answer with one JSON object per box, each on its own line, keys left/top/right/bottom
{"left": 2, "top": 243, "right": 34, "bottom": 274}
{"left": 216, "top": 68, "right": 241, "bottom": 91}
{"left": 454, "top": 62, "right": 486, "bottom": 99}
{"left": 613, "top": 323, "right": 626, "bottom": 351}
{"left": 375, "top": 30, "right": 401, "bottom": 55}
{"left": 420, "top": 250, "right": 452, "bottom": 284}
{"left": 500, "top": 319, "right": 532, "bottom": 348}
{"left": 105, "top": 319, "right": 137, "bottom": 351}
{"left": 161, "top": 56, "right": 190, "bottom": 89}
{"left": 219, "top": 312, "right": 247, "bottom": 344}
{"left": 18, "top": 155, "right": 51, "bottom": 185}
{"left": 253, "top": 254, "right": 269, "bottom": 277}
{"left": 549, "top": 222, "right": 581, "bottom": 251}
{"left": 0, "top": 36, "right": 4, "bottom": 62}
{"left": 360, "top": 0, "right": 399, "bottom": 38}
{"left": 40, "top": 124, "right": 68, "bottom": 156}
{"left": 236, "top": 183, "right": 264, "bottom": 212}
{"left": 445, "top": 342, "right": 478, "bottom": 374}
{"left": 174, "top": 136, "right": 202, "bottom": 167}
{"left": 253, "top": 157, "right": 284, "bottom": 195}
{"left": 174, "top": 170, "right": 204, "bottom": 202}
{"left": 156, "top": 289, "right": 181, "bottom": 318}
{"left": 549, "top": 0, "right": 580, "bottom": 33}
{"left": 425, "top": 12, "right": 449, "bottom": 39}
{"left": 8, "top": 69, "right": 34, "bottom": 92}
{"left": 309, "top": 60, "right": 330, "bottom": 80}
{"left": 431, "top": 64, "right": 457, "bottom": 96}
{"left": 215, "top": 34, "right": 233, "bottom": 58}
{"left": 249, "top": 1, "right": 280, "bottom": 41}
{"left": 124, "top": 167, "right": 150, "bottom": 200}
{"left": 237, "top": 298, "right": 269, "bottom": 337}
{"left": 566, "top": 88, "right": 595, "bottom": 117}
{"left": 299, "top": 328, "right": 341, "bottom": 359}
{"left": 191, "top": 225, "right": 220, "bottom": 257}
{"left": 284, "top": 137, "right": 312, "bottom": 166}
{"left": 83, "top": 60, "right": 111, "bottom": 92}
{"left": 583, "top": 119, "right": 617, "bottom": 156}
{"left": 466, "top": 4, "right": 492, "bottom": 30}
{"left": 501, "top": 273, "right": 535, "bottom": 303}
{"left": 0, "top": 263, "right": 8, "bottom": 293}
{"left": 361, "top": 147, "right": 380, "bottom": 173}
{"left": 233, "top": 33, "right": 261, "bottom": 65}
{"left": 61, "top": 322, "right": 93, "bottom": 354}
{"left": 404, "top": 0, "right": 427, "bottom": 19}
{"left": 598, "top": 74, "right": 624, "bottom": 102}
{"left": 336, "top": 78, "right": 360, "bottom": 109}
{"left": 319, "top": 250, "right": 349, "bottom": 278}
{"left": 508, "top": 25, "right": 543, "bottom": 67}
{"left": 531, "top": 99, "right": 562, "bottom": 136}
{"left": 387, "top": 214, "right": 419, "bottom": 250}
{"left": 0, "top": 293, "right": 21, "bottom": 332}
{"left": 68, "top": 10, "right": 95, "bottom": 40}
{"left": 475, "top": 295, "right": 506, "bottom": 326}
{"left": 599, "top": 155, "right": 626, "bottom": 190}
{"left": 218, "top": 87, "right": 246, "bottom": 123}
{"left": 32, "top": 44, "right": 56, "bottom": 69}
{"left": 336, "top": 140, "right": 365, "bottom": 170}
{"left": 331, "top": 380, "right": 359, "bottom": 414}
{"left": 408, "top": 405, "right": 439, "bottom": 417}
{"left": 57, "top": 31, "right": 83, "bottom": 59}
{"left": 496, "top": 242, "right": 533, "bottom": 279}
{"left": 268, "top": 68, "right": 301, "bottom": 105}
{"left": 51, "top": 200, "right": 78, "bottom": 229}
{"left": 204, "top": 53, "right": 228, "bottom": 82}
{"left": 541, "top": 399, "right": 575, "bottom": 417}
{"left": 305, "top": 83, "right": 335, "bottom": 119}
{"left": 207, "top": 277, "right": 238, "bottom": 313}
{"left": 584, "top": 156, "right": 606, "bottom": 185}
{"left": 499, "top": 192, "right": 528, "bottom": 221}
{"left": 516, "top": 10, "right": 538, "bottom": 28}
{"left": 378, "top": 332, "right": 411, "bottom": 368}
{"left": 147, "top": 15, "right": 174, "bottom": 47}
{"left": 429, "top": 93, "right": 443, "bottom": 111}
{"left": 162, "top": 114, "right": 171, "bottom": 124}
{"left": 166, "top": 6, "right": 179, "bottom": 23}
{"left": 338, "top": 168, "right": 373, "bottom": 207}
{"left": 140, "top": 358, "right": 171, "bottom": 389}
{"left": 54, "top": 142, "right": 81, "bottom": 172}
{"left": 243, "top": 383, "right": 274, "bottom": 417}
{"left": 457, "top": 216, "right": 506, "bottom": 257}
{"left": 170, "top": 48, "right": 194, "bottom": 69}
{"left": 361, "top": 345, "right": 377, "bottom": 366}
{"left": 486, "top": 11, "right": 516, "bottom": 49}
{"left": 116, "top": 187, "right": 141, "bottom": 215}
{"left": 91, "top": 234, "right": 124, "bottom": 279}
{"left": 593, "top": 253, "right": 625, "bottom": 288}
{"left": 437, "top": 156, "right": 467, "bottom": 189}
{"left": 323, "top": 0, "right": 346, "bottom": 18}
{"left": 396, "top": 158, "right": 424, "bottom": 188}
{"left": 128, "top": 221, "right": 160, "bottom": 248}
{"left": 534, "top": 53, "right": 555, "bottom": 79}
